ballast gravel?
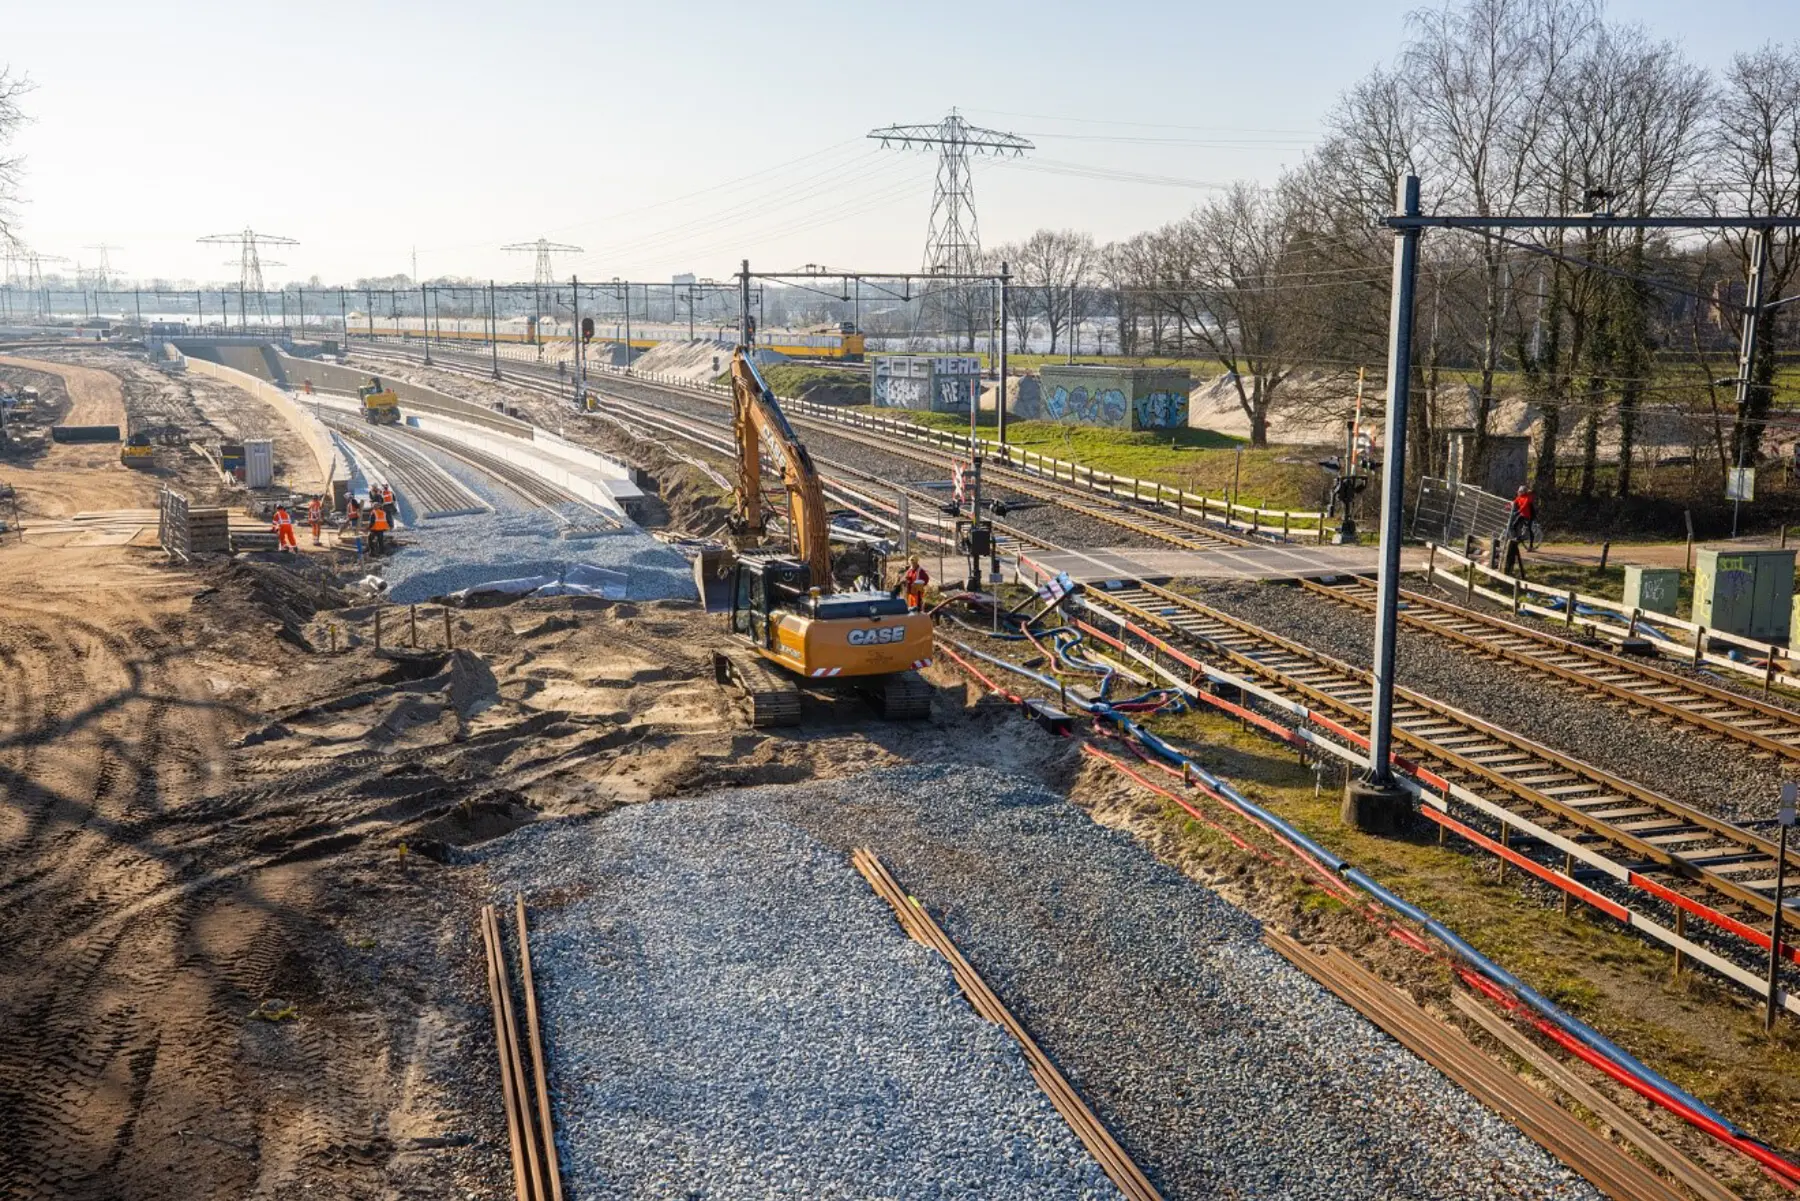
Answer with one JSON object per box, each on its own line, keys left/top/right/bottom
{"left": 484, "top": 800, "right": 1119, "bottom": 1200}
{"left": 1193, "top": 579, "right": 1785, "bottom": 823}
{"left": 482, "top": 766, "right": 1600, "bottom": 1201}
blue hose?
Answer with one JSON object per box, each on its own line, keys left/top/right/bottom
{"left": 938, "top": 632, "right": 1745, "bottom": 1136}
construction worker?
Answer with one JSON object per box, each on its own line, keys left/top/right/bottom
{"left": 306, "top": 495, "right": 323, "bottom": 546}
{"left": 271, "top": 504, "right": 298, "bottom": 553}
{"left": 368, "top": 501, "right": 390, "bottom": 554}
{"left": 900, "top": 555, "right": 930, "bottom": 613}
{"left": 380, "top": 482, "right": 397, "bottom": 526}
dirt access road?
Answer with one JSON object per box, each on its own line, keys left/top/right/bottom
{"left": 0, "top": 354, "right": 153, "bottom": 518}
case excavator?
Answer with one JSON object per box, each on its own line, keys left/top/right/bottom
{"left": 711, "top": 347, "right": 932, "bottom": 727}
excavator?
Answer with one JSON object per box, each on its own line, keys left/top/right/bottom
{"left": 711, "top": 347, "right": 933, "bottom": 726}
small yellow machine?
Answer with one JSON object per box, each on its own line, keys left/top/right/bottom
{"left": 359, "top": 377, "right": 401, "bottom": 425}
{"left": 712, "top": 347, "right": 931, "bottom": 725}
{"left": 119, "top": 430, "right": 155, "bottom": 468}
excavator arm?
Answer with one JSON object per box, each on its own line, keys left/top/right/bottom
{"left": 729, "top": 348, "right": 831, "bottom": 588}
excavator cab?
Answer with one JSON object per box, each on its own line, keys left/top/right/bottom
{"left": 729, "top": 554, "right": 812, "bottom": 649}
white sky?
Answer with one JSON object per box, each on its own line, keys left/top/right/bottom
{"left": 2, "top": 0, "right": 1777, "bottom": 287}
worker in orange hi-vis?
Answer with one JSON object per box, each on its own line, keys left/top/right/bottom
{"left": 306, "top": 495, "right": 323, "bottom": 546}
{"left": 271, "top": 505, "right": 298, "bottom": 553}
{"left": 900, "top": 555, "right": 930, "bottom": 613}
{"left": 367, "top": 503, "right": 390, "bottom": 555}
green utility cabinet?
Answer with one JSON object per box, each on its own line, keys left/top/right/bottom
{"left": 1623, "top": 566, "right": 1681, "bottom": 617}
{"left": 1693, "top": 548, "right": 1795, "bottom": 641}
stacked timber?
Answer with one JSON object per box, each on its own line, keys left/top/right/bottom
{"left": 158, "top": 489, "right": 230, "bottom": 559}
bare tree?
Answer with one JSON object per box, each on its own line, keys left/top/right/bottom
{"left": 1709, "top": 42, "right": 1800, "bottom": 467}
{"left": 1009, "top": 229, "right": 1095, "bottom": 354}
{"left": 0, "top": 68, "right": 32, "bottom": 251}
{"left": 1405, "top": 0, "right": 1598, "bottom": 471}
{"left": 1154, "top": 184, "right": 1319, "bottom": 447}
{"left": 986, "top": 242, "right": 1036, "bottom": 351}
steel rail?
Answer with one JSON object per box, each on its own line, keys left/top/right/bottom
{"left": 1090, "top": 581, "right": 1800, "bottom": 925}
{"left": 1301, "top": 574, "right": 1800, "bottom": 764}
{"left": 349, "top": 339, "right": 1253, "bottom": 554}
{"left": 853, "top": 848, "right": 1164, "bottom": 1201}
{"left": 319, "top": 414, "right": 488, "bottom": 518}
{"left": 360, "top": 343, "right": 1057, "bottom": 561}
{"left": 1265, "top": 932, "right": 1695, "bottom": 1201}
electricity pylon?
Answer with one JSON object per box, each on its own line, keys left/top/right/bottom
{"left": 869, "top": 109, "right": 1031, "bottom": 346}
{"left": 868, "top": 109, "right": 1032, "bottom": 278}
{"left": 502, "top": 238, "right": 583, "bottom": 287}
{"left": 83, "top": 243, "right": 123, "bottom": 290}
{"left": 199, "top": 228, "right": 299, "bottom": 321}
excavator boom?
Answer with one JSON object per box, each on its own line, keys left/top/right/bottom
{"left": 729, "top": 349, "right": 830, "bottom": 588}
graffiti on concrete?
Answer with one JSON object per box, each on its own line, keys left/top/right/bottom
{"left": 1133, "top": 390, "right": 1189, "bottom": 430}
{"left": 1044, "top": 386, "right": 1129, "bottom": 427}
{"left": 935, "top": 377, "right": 973, "bottom": 414}
{"left": 873, "top": 375, "right": 930, "bottom": 410}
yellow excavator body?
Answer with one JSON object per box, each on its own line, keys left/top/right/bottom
{"left": 761, "top": 606, "right": 933, "bottom": 679}
{"left": 712, "top": 345, "right": 933, "bottom": 723}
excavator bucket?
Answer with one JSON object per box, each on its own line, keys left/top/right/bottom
{"left": 693, "top": 547, "right": 735, "bottom": 613}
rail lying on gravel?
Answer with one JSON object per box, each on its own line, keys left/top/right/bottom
{"left": 854, "top": 848, "right": 1163, "bottom": 1201}
{"left": 932, "top": 618, "right": 1800, "bottom": 1190}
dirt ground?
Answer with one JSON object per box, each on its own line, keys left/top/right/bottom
{"left": 0, "top": 348, "right": 1026, "bottom": 1198}
{"left": 0, "top": 540, "right": 1023, "bottom": 1200}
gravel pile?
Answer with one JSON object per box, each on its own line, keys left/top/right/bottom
{"left": 487, "top": 766, "right": 1599, "bottom": 1201}
{"left": 1193, "top": 580, "right": 1784, "bottom": 822}
{"left": 483, "top": 801, "right": 1119, "bottom": 1200}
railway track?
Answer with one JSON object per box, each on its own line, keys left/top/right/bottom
{"left": 342, "top": 336, "right": 1800, "bottom": 1014}
{"left": 319, "top": 414, "right": 489, "bottom": 519}
{"left": 1079, "top": 580, "right": 1800, "bottom": 992}
{"left": 1300, "top": 574, "right": 1800, "bottom": 766}
{"left": 350, "top": 341, "right": 1061, "bottom": 560}
{"left": 349, "top": 339, "right": 1254, "bottom": 555}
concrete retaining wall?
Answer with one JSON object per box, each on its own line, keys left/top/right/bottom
{"left": 311, "top": 394, "right": 641, "bottom": 517}
{"left": 1025, "top": 365, "right": 1192, "bottom": 431}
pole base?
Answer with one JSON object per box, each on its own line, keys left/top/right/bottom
{"left": 1343, "top": 779, "right": 1411, "bottom": 835}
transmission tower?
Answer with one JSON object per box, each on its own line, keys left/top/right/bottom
{"left": 24, "top": 252, "right": 69, "bottom": 318}
{"left": 198, "top": 228, "right": 297, "bottom": 325}
{"left": 199, "top": 228, "right": 298, "bottom": 295}
{"left": 83, "top": 243, "right": 123, "bottom": 290}
{"left": 502, "top": 238, "right": 584, "bottom": 287}
{"left": 869, "top": 109, "right": 1032, "bottom": 277}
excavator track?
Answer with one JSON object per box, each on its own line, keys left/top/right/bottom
{"left": 713, "top": 650, "right": 802, "bottom": 728}
{"left": 870, "top": 670, "right": 933, "bottom": 720}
